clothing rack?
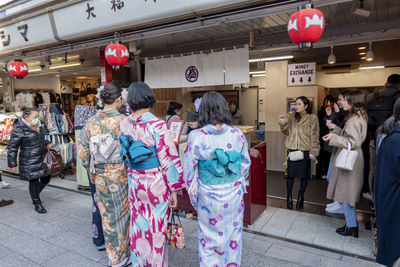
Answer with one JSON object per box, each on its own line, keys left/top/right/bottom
{"left": 14, "top": 88, "right": 54, "bottom": 93}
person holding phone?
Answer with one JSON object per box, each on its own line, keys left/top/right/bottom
{"left": 278, "top": 96, "right": 320, "bottom": 210}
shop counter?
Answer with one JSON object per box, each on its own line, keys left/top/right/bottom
{"left": 176, "top": 141, "right": 267, "bottom": 226}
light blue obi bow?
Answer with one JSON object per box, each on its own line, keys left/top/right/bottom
{"left": 198, "top": 148, "right": 241, "bottom": 185}
{"left": 119, "top": 135, "right": 160, "bottom": 171}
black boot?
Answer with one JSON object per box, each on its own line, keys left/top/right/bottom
{"left": 34, "top": 200, "right": 47, "bottom": 214}
{"left": 286, "top": 178, "right": 294, "bottom": 210}
{"left": 296, "top": 191, "right": 304, "bottom": 209}
{"left": 29, "top": 179, "right": 47, "bottom": 214}
{"left": 336, "top": 224, "right": 347, "bottom": 232}
{"left": 336, "top": 225, "right": 359, "bottom": 238}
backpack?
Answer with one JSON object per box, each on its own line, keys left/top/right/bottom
{"left": 367, "top": 90, "right": 400, "bottom": 131}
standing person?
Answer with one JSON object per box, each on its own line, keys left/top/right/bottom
{"left": 229, "top": 101, "right": 245, "bottom": 125}
{"left": 0, "top": 172, "right": 10, "bottom": 188}
{"left": 165, "top": 101, "right": 183, "bottom": 124}
{"left": 278, "top": 96, "right": 320, "bottom": 210}
{"left": 183, "top": 91, "right": 251, "bottom": 266}
{"left": 119, "top": 82, "right": 184, "bottom": 266}
{"left": 316, "top": 95, "right": 336, "bottom": 180}
{"left": 375, "top": 99, "right": 400, "bottom": 267}
{"left": 8, "top": 107, "right": 52, "bottom": 213}
{"left": 79, "top": 83, "right": 130, "bottom": 267}
{"left": 322, "top": 90, "right": 367, "bottom": 237}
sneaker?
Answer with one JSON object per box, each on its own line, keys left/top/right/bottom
{"left": 322, "top": 175, "right": 327, "bottom": 180}
{"left": 0, "top": 181, "right": 10, "bottom": 189}
{"left": 96, "top": 244, "right": 106, "bottom": 251}
{"left": 325, "top": 202, "right": 344, "bottom": 214}
{"left": 363, "top": 192, "right": 373, "bottom": 201}
{"left": 326, "top": 201, "right": 338, "bottom": 208}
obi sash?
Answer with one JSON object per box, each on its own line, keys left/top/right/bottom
{"left": 198, "top": 148, "right": 241, "bottom": 185}
{"left": 119, "top": 135, "right": 161, "bottom": 171}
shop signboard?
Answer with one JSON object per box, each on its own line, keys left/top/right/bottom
{"left": 287, "top": 62, "right": 316, "bottom": 86}
{"left": 0, "top": 13, "right": 56, "bottom": 53}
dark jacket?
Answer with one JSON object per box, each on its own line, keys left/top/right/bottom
{"left": 231, "top": 109, "right": 244, "bottom": 125}
{"left": 375, "top": 123, "right": 400, "bottom": 267}
{"left": 7, "top": 119, "right": 49, "bottom": 180}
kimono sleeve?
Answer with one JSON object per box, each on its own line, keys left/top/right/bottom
{"left": 183, "top": 131, "right": 199, "bottom": 190}
{"left": 238, "top": 131, "right": 251, "bottom": 178}
{"left": 154, "top": 121, "right": 184, "bottom": 191}
{"left": 77, "top": 120, "right": 91, "bottom": 170}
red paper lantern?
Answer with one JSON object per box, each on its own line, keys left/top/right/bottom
{"left": 104, "top": 43, "right": 129, "bottom": 69}
{"left": 288, "top": 6, "right": 325, "bottom": 49}
{"left": 7, "top": 61, "right": 28, "bottom": 79}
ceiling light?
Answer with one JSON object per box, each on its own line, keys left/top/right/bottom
{"left": 352, "top": 0, "right": 371, "bottom": 17}
{"left": 29, "top": 67, "right": 42, "bottom": 73}
{"left": 249, "top": 55, "right": 293, "bottom": 62}
{"left": 359, "top": 66, "right": 385, "bottom": 70}
{"left": 249, "top": 71, "right": 266, "bottom": 75}
{"left": 252, "top": 74, "right": 266, "bottom": 77}
{"left": 358, "top": 46, "right": 366, "bottom": 50}
{"left": 49, "top": 62, "right": 81, "bottom": 69}
{"left": 361, "top": 57, "right": 367, "bottom": 60}
{"left": 365, "top": 41, "right": 374, "bottom": 61}
{"left": 328, "top": 46, "right": 336, "bottom": 64}
{"left": 359, "top": 52, "right": 366, "bottom": 56}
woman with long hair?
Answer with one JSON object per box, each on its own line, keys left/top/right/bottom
{"left": 165, "top": 101, "right": 183, "bottom": 124}
{"left": 375, "top": 98, "right": 400, "bottom": 266}
{"left": 8, "top": 107, "right": 51, "bottom": 213}
{"left": 119, "top": 82, "right": 184, "bottom": 266}
{"left": 79, "top": 82, "right": 130, "bottom": 267}
{"left": 184, "top": 91, "right": 251, "bottom": 266}
{"left": 322, "top": 90, "right": 368, "bottom": 237}
{"left": 278, "top": 96, "right": 320, "bottom": 210}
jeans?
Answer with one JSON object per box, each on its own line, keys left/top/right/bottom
{"left": 327, "top": 162, "right": 333, "bottom": 182}
{"left": 342, "top": 202, "right": 357, "bottom": 227}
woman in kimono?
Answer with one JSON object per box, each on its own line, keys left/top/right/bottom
{"left": 375, "top": 99, "right": 400, "bottom": 267}
{"left": 118, "top": 82, "right": 184, "bottom": 266}
{"left": 183, "top": 91, "right": 251, "bottom": 266}
{"left": 79, "top": 82, "right": 130, "bottom": 267}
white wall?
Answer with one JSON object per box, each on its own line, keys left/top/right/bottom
{"left": 14, "top": 75, "right": 61, "bottom": 93}
{"left": 317, "top": 67, "right": 400, "bottom": 88}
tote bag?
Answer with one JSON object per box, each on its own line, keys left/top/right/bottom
{"left": 335, "top": 142, "right": 358, "bottom": 171}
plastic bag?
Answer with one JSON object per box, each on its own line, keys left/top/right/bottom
{"left": 42, "top": 149, "right": 66, "bottom": 175}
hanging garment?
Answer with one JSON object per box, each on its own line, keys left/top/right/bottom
{"left": 34, "top": 93, "right": 44, "bottom": 107}
{"left": 41, "top": 93, "right": 51, "bottom": 105}
{"left": 74, "top": 105, "right": 97, "bottom": 130}
{"left": 118, "top": 112, "right": 184, "bottom": 266}
{"left": 75, "top": 129, "right": 90, "bottom": 187}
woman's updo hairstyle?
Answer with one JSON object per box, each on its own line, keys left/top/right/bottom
{"left": 100, "top": 82, "right": 122, "bottom": 105}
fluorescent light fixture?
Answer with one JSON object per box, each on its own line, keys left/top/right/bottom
{"left": 28, "top": 68, "right": 42, "bottom": 72}
{"left": 359, "top": 66, "right": 385, "bottom": 70}
{"left": 358, "top": 46, "right": 366, "bottom": 50}
{"left": 49, "top": 62, "right": 81, "bottom": 69}
{"left": 249, "top": 71, "right": 266, "bottom": 75}
{"left": 359, "top": 52, "right": 366, "bottom": 56}
{"left": 361, "top": 57, "right": 367, "bottom": 60}
{"left": 249, "top": 55, "right": 293, "bottom": 62}
{"left": 252, "top": 74, "right": 266, "bottom": 77}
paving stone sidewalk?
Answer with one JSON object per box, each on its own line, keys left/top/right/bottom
{"left": 0, "top": 176, "right": 382, "bottom": 267}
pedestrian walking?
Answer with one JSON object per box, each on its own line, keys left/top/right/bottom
{"left": 183, "top": 91, "right": 251, "bottom": 266}
{"left": 79, "top": 82, "right": 130, "bottom": 267}
{"left": 7, "top": 107, "right": 52, "bottom": 213}
{"left": 278, "top": 96, "right": 320, "bottom": 210}
{"left": 119, "top": 82, "right": 184, "bottom": 266}
{"left": 322, "top": 90, "right": 367, "bottom": 238}
{"left": 375, "top": 98, "right": 400, "bottom": 267}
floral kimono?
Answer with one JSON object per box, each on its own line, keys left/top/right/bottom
{"left": 78, "top": 110, "right": 130, "bottom": 267}
{"left": 183, "top": 124, "right": 251, "bottom": 267}
{"left": 118, "top": 112, "right": 184, "bottom": 267}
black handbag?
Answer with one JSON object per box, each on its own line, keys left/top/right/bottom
{"left": 86, "top": 83, "right": 93, "bottom": 94}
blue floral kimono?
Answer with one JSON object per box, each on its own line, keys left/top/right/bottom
{"left": 184, "top": 124, "right": 251, "bottom": 267}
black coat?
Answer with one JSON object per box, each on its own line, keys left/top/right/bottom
{"left": 7, "top": 119, "right": 48, "bottom": 180}
{"left": 375, "top": 123, "right": 400, "bottom": 267}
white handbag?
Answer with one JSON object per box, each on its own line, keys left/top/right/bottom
{"left": 288, "top": 151, "right": 304, "bottom": 161}
{"left": 335, "top": 142, "right": 358, "bottom": 171}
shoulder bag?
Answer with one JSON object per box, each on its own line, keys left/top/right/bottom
{"left": 335, "top": 142, "right": 358, "bottom": 171}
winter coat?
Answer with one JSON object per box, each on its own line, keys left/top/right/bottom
{"left": 279, "top": 112, "right": 320, "bottom": 156}
{"left": 7, "top": 119, "right": 49, "bottom": 180}
{"left": 231, "top": 109, "right": 245, "bottom": 125}
{"left": 326, "top": 115, "right": 367, "bottom": 206}
{"left": 375, "top": 123, "right": 400, "bottom": 267}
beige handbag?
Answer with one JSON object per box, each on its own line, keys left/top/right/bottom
{"left": 288, "top": 150, "right": 304, "bottom": 161}
{"left": 335, "top": 142, "right": 358, "bottom": 171}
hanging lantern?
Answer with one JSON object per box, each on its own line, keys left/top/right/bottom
{"left": 104, "top": 43, "right": 129, "bottom": 69}
{"left": 7, "top": 60, "right": 28, "bottom": 79}
{"left": 287, "top": 4, "right": 325, "bottom": 49}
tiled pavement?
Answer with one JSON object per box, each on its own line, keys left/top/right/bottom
{"left": 0, "top": 176, "right": 382, "bottom": 267}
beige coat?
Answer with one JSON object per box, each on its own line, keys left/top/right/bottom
{"left": 327, "top": 115, "right": 367, "bottom": 206}
{"left": 279, "top": 112, "right": 320, "bottom": 156}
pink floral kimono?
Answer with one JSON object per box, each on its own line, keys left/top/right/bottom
{"left": 118, "top": 112, "right": 184, "bottom": 267}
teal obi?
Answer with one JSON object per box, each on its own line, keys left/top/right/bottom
{"left": 119, "top": 135, "right": 160, "bottom": 171}
{"left": 198, "top": 148, "right": 241, "bottom": 185}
